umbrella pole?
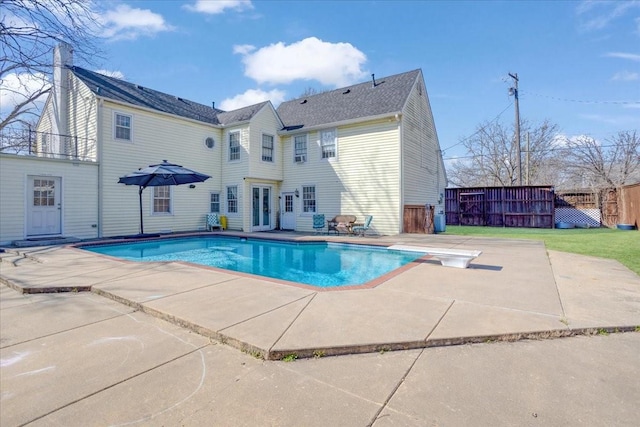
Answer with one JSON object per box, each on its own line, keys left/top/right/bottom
{"left": 138, "top": 186, "right": 144, "bottom": 235}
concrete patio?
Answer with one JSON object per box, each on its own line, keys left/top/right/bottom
{"left": 1, "top": 232, "right": 638, "bottom": 360}
{"left": 1, "top": 232, "right": 639, "bottom": 426}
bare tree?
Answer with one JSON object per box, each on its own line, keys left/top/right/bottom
{"left": 561, "top": 130, "right": 640, "bottom": 188}
{"left": 0, "top": 0, "right": 102, "bottom": 143}
{"left": 448, "top": 119, "right": 560, "bottom": 187}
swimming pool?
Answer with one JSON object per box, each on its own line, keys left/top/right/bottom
{"left": 82, "top": 237, "right": 423, "bottom": 288}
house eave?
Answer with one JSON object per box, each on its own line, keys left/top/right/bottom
{"left": 96, "top": 96, "right": 223, "bottom": 129}
{"left": 278, "top": 111, "right": 402, "bottom": 135}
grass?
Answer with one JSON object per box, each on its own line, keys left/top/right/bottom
{"left": 442, "top": 226, "right": 640, "bottom": 275}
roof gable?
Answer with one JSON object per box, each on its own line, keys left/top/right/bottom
{"left": 217, "top": 101, "right": 271, "bottom": 126}
{"left": 277, "top": 69, "right": 421, "bottom": 130}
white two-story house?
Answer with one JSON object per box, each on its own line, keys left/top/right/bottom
{"left": 0, "top": 44, "right": 446, "bottom": 244}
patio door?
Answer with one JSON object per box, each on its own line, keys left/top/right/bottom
{"left": 280, "top": 192, "right": 296, "bottom": 230}
{"left": 27, "top": 176, "right": 62, "bottom": 236}
{"left": 252, "top": 186, "right": 272, "bottom": 231}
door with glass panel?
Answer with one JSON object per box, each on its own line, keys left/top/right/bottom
{"left": 252, "top": 186, "right": 272, "bottom": 231}
{"left": 27, "top": 176, "right": 62, "bottom": 236}
{"left": 280, "top": 192, "right": 296, "bottom": 230}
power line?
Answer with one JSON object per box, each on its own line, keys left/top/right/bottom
{"left": 443, "top": 142, "right": 635, "bottom": 161}
{"left": 440, "top": 102, "right": 513, "bottom": 153}
{"left": 521, "top": 91, "right": 640, "bottom": 105}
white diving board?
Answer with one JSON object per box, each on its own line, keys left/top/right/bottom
{"left": 388, "top": 245, "right": 482, "bottom": 269}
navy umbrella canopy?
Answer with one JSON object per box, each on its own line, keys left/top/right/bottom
{"left": 118, "top": 160, "right": 211, "bottom": 235}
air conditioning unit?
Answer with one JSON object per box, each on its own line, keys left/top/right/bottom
{"left": 295, "top": 155, "right": 306, "bottom": 163}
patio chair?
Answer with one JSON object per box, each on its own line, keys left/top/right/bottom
{"left": 352, "top": 215, "right": 373, "bottom": 237}
{"left": 206, "top": 213, "right": 222, "bottom": 231}
{"left": 327, "top": 215, "right": 357, "bottom": 235}
{"left": 313, "top": 214, "right": 325, "bottom": 234}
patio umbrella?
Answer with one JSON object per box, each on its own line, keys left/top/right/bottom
{"left": 118, "top": 160, "right": 211, "bottom": 235}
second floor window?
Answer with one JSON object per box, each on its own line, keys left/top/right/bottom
{"left": 320, "top": 129, "right": 336, "bottom": 159}
{"left": 262, "top": 134, "right": 274, "bottom": 162}
{"left": 294, "top": 134, "right": 307, "bottom": 162}
{"left": 229, "top": 132, "right": 240, "bottom": 161}
{"left": 115, "top": 113, "right": 132, "bottom": 141}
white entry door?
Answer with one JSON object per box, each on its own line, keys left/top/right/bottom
{"left": 280, "top": 192, "right": 296, "bottom": 230}
{"left": 27, "top": 176, "right": 62, "bottom": 236}
{"left": 251, "top": 186, "right": 272, "bottom": 231}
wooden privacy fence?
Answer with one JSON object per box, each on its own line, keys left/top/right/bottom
{"left": 615, "top": 183, "right": 640, "bottom": 227}
{"left": 446, "top": 186, "right": 555, "bottom": 228}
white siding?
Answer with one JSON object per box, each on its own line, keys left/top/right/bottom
{"left": 221, "top": 125, "right": 249, "bottom": 231}
{"left": 67, "top": 74, "right": 98, "bottom": 160}
{"left": 401, "top": 72, "right": 446, "bottom": 214}
{"left": 0, "top": 154, "right": 99, "bottom": 244}
{"left": 34, "top": 74, "right": 98, "bottom": 161}
{"left": 247, "top": 105, "right": 283, "bottom": 181}
{"left": 282, "top": 118, "right": 401, "bottom": 235}
{"left": 99, "top": 102, "right": 223, "bottom": 237}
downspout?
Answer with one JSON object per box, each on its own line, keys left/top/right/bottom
{"left": 397, "top": 114, "right": 403, "bottom": 234}
{"left": 96, "top": 98, "right": 104, "bottom": 238}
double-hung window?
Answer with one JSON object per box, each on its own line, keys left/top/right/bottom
{"left": 227, "top": 186, "right": 238, "bottom": 214}
{"left": 115, "top": 113, "right": 132, "bottom": 141}
{"left": 153, "top": 186, "right": 171, "bottom": 214}
{"left": 210, "top": 192, "right": 220, "bottom": 213}
{"left": 294, "top": 134, "right": 307, "bottom": 162}
{"left": 302, "top": 185, "right": 316, "bottom": 213}
{"left": 229, "top": 132, "right": 240, "bottom": 161}
{"left": 262, "top": 134, "right": 274, "bottom": 162}
{"left": 320, "top": 129, "right": 336, "bottom": 159}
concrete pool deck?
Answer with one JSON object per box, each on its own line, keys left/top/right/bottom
{"left": 1, "top": 232, "right": 639, "bottom": 360}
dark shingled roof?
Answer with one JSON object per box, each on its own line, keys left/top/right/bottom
{"left": 70, "top": 66, "right": 265, "bottom": 126}
{"left": 277, "top": 69, "right": 421, "bottom": 130}
{"left": 217, "top": 101, "right": 270, "bottom": 126}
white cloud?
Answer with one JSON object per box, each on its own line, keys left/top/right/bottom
{"left": 0, "top": 72, "right": 50, "bottom": 115}
{"left": 184, "top": 0, "right": 253, "bottom": 14}
{"left": 235, "top": 37, "right": 368, "bottom": 87}
{"left": 95, "top": 69, "right": 125, "bottom": 79}
{"left": 100, "top": 4, "right": 174, "bottom": 40}
{"left": 219, "top": 88, "right": 285, "bottom": 111}
{"left": 233, "top": 44, "right": 255, "bottom": 55}
{"left": 577, "top": 0, "right": 640, "bottom": 31}
{"left": 612, "top": 70, "right": 639, "bottom": 81}
{"left": 605, "top": 52, "right": 640, "bottom": 61}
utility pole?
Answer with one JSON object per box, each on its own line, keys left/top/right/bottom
{"left": 526, "top": 132, "right": 530, "bottom": 185}
{"left": 508, "top": 72, "right": 522, "bottom": 185}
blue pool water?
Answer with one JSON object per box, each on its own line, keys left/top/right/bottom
{"left": 83, "top": 237, "right": 422, "bottom": 288}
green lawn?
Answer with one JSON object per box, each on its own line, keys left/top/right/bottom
{"left": 442, "top": 225, "right": 640, "bottom": 275}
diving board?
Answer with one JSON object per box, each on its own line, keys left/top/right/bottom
{"left": 388, "top": 245, "right": 482, "bottom": 269}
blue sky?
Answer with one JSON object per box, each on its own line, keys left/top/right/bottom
{"left": 8, "top": 0, "right": 640, "bottom": 160}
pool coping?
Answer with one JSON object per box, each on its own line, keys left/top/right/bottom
{"left": 73, "top": 232, "right": 434, "bottom": 291}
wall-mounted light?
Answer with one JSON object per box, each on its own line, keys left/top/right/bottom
{"left": 189, "top": 184, "right": 196, "bottom": 189}
{"left": 295, "top": 189, "right": 299, "bottom": 198}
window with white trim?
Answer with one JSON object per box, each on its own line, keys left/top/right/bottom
{"left": 210, "top": 192, "right": 220, "bottom": 213}
{"left": 302, "top": 185, "right": 316, "bottom": 213}
{"left": 229, "top": 132, "right": 240, "bottom": 161}
{"left": 115, "top": 112, "right": 132, "bottom": 141}
{"left": 294, "top": 134, "right": 307, "bottom": 163}
{"left": 262, "top": 134, "right": 274, "bottom": 162}
{"left": 153, "top": 186, "right": 171, "bottom": 214}
{"left": 320, "top": 129, "right": 336, "bottom": 159}
{"left": 227, "top": 186, "right": 238, "bottom": 213}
